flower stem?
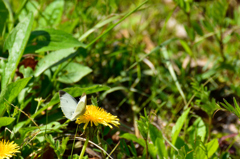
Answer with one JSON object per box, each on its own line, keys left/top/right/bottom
{"left": 79, "top": 135, "right": 89, "bottom": 159}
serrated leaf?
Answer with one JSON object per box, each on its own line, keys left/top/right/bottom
{"left": 0, "top": 117, "right": 15, "bottom": 128}
{"left": 2, "top": 13, "right": 33, "bottom": 88}
{"left": 0, "top": 77, "right": 32, "bottom": 116}
{"left": 25, "top": 29, "right": 86, "bottom": 53}
{"left": 57, "top": 62, "right": 92, "bottom": 84}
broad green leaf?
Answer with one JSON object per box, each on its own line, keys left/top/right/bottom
{"left": 38, "top": 0, "right": 64, "bottom": 28}
{"left": 0, "top": 0, "right": 8, "bottom": 36}
{"left": 0, "top": 77, "right": 32, "bottom": 116}
{"left": 188, "top": 117, "right": 206, "bottom": 146}
{"left": 49, "top": 85, "right": 110, "bottom": 107}
{"left": 193, "top": 138, "right": 219, "bottom": 159}
{"left": 149, "top": 124, "right": 168, "bottom": 159}
{"left": 11, "top": 121, "right": 24, "bottom": 139}
{"left": 175, "top": 137, "right": 193, "bottom": 159}
{"left": 192, "top": 138, "right": 206, "bottom": 159}
{"left": 34, "top": 48, "right": 79, "bottom": 77}
{"left": 121, "top": 123, "right": 157, "bottom": 158}
{"left": 148, "top": 143, "right": 158, "bottom": 159}
{"left": 120, "top": 134, "right": 158, "bottom": 158}
{"left": 194, "top": 146, "right": 206, "bottom": 159}
{"left": 63, "top": 85, "right": 111, "bottom": 97}
{"left": 120, "top": 133, "right": 145, "bottom": 146}
{"left": 0, "top": 117, "right": 15, "bottom": 128}
{"left": 58, "top": 19, "right": 78, "bottom": 33}
{"left": 18, "top": 1, "right": 39, "bottom": 22}
{"left": 205, "top": 139, "right": 219, "bottom": 159}
{"left": 19, "top": 66, "right": 34, "bottom": 78}
{"left": 57, "top": 62, "right": 92, "bottom": 84}
{"left": 2, "top": 13, "right": 33, "bottom": 89}
{"left": 25, "top": 29, "right": 86, "bottom": 53}
{"left": 172, "top": 108, "right": 191, "bottom": 146}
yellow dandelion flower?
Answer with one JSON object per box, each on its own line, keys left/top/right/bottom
{"left": 0, "top": 140, "right": 20, "bottom": 159}
{"left": 76, "top": 105, "right": 120, "bottom": 129}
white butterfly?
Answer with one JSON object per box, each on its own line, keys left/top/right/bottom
{"left": 59, "top": 90, "right": 87, "bottom": 121}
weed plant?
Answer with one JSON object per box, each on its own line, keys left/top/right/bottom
{"left": 0, "top": 0, "right": 240, "bottom": 158}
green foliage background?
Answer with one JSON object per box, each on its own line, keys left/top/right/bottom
{"left": 1, "top": 0, "right": 240, "bottom": 158}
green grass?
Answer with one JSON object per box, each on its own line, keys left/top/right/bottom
{"left": 1, "top": 0, "right": 240, "bottom": 158}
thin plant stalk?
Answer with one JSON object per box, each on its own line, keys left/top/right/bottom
{"left": 71, "top": 125, "right": 79, "bottom": 158}
{"left": 79, "top": 135, "right": 89, "bottom": 159}
{"left": 85, "top": 0, "right": 148, "bottom": 48}
{"left": 97, "top": 128, "right": 105, "bottom": 158}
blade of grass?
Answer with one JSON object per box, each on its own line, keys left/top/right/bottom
{"left": 85, "top": 0, "right": 148, "bottom": 49}
{"left": 127, "top": 38, "right": 177, "bottom": 71}
{"left": 161, "top": 47, "right": 187, "bottom": 106}
{"left": 78, "top": 14, "right": 122, "bottom": 41}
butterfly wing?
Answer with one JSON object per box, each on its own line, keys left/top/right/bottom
{"left": 59, "top": 90, "right": 78, "bottom": 120}
{"left": 70, "top": 93, "right": 87, "bottom": 121}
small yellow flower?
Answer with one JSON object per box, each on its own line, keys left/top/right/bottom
{"left": 76, "top": 105, "right": 120, "bottom": 129}
{"left": 0, "top": 140, "right": 20, "bottom": 159}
